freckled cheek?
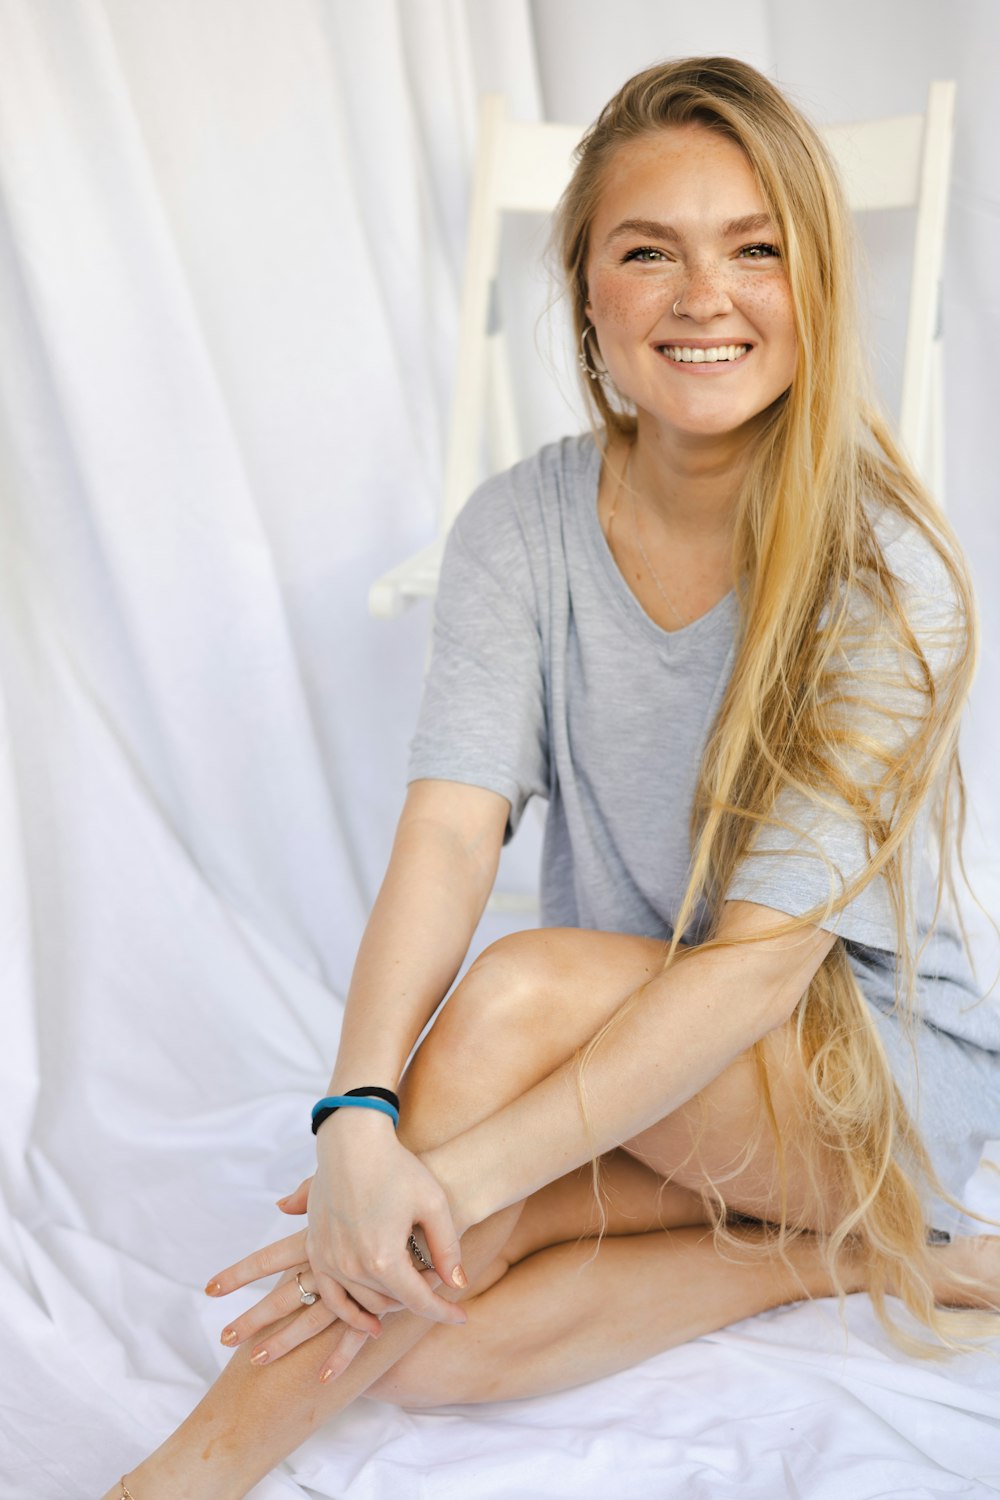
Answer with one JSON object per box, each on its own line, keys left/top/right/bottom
{"left": 739, "top": 281, "right": 797, "bottom": 345}
{"left": 587, "top": 275, "right": 669, "bottom": 333}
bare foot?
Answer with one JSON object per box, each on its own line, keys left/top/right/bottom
{"left": 929, "top": 1234, "right": 1000, "bottom": 1309}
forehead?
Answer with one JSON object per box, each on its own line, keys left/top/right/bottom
{"left": 589, "top": 124, "right": 766, "bottom": 242}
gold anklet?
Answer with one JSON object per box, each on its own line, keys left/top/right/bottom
{"left": 120, "top": 1478, "right": 137, "bottom": 1500}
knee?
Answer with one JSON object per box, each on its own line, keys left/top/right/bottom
{"left": 464, "top": 928, "right": 560, "bottom": 1000}
{"left": 428, "top": 930, "right": 576, "bottom": 1062}
{"left": 397, "top": 931, "right": 577, "bottom": 1149}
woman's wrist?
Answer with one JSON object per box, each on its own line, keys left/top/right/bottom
{"left": 314, "top": 1104, "right": 400, "bottom": 1149}
{"left": 420, "top": 1142, "right": 481, "bottom": 1237}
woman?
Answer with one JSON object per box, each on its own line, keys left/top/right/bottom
{"left": 106, "top": 56, "right": 1000, "bottom": 1500}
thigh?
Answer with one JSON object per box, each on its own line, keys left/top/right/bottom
{"left": 622, "top": 1019, "right": 846, "bottom": 1233}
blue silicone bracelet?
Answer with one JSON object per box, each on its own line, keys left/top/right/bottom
{"left": 311, "top": 1095, "right": 400, "bottom": 1133}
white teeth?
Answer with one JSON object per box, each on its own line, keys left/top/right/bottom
{"left": 660, "top": 343, "right": 750, "bottom": 363}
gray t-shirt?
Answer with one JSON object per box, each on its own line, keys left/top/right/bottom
{"left": 408, "top": 433, "right": 998, "bottom": 1051}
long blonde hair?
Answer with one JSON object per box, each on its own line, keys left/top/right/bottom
{"left": 555, "top": 56, "right": 996, "bottom": 1352}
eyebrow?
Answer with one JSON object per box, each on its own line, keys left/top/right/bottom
{"left": 604, "top": 212, "right": 775, "bottom": 246}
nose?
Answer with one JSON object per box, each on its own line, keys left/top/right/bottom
{"left": 672, "top": 261, "right": 733, "bottom": 321}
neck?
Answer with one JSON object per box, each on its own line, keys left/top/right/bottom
{"left": 623, "top": 413, "right": 762, "bottom": 541}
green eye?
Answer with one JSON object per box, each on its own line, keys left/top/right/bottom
{"left": 622, "top": 246, "right": 668, "bottom": 263}
{"left": 739, "top": 243, "right": 780, "bottom": 260}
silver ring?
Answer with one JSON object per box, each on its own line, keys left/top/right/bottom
{"left": 407, "top": 1233, "right": 434, "bottom": 1273}
{"left": 296, "top": 1270, "right": 319, "bottom": 1306}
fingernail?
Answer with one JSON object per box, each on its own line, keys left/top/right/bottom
{"left": 451, "top": 1265, "right": 469, "bottom": 1290}
{"left": 250, "top": 1348, "right": 269, "bottom": 1366}
{"left": 204, "top": 1280, "right": 222, "bottom": 1297}
{"left": 220, "top": 1328, "right": 238, "bottom": 1346}
{"left": 319, "top": 1366, "right": 334, "bottom": 1383}
{"left": 275, "top": 1196, "right": 289, "bottom": 1207}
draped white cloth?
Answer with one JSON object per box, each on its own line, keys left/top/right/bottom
{"left": 0, "top": 3, "right": 997, "bottom": 1497}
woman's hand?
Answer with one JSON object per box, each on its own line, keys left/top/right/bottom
{"left": 205, "top": 1113, "right": 469, "bottom": 1375}
{"left": 302, "top": 1110, "right": 470, "bottom": 1328}
{"left": 206, "top": 1227, "right": 374, "bottom": 1378}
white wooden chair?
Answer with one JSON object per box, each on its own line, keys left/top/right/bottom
{"left": 370, "top": 83, "right": 956, "bottom": 619}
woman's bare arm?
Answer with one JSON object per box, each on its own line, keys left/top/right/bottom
{"left": 289, "top": 777, "right": 511, "bottom": 1332}
{"left": 427, "top": 901, "right": 836, "bottom": 1228}
{"left": 328, "top": 777, "right": 509, "bottom": 1092}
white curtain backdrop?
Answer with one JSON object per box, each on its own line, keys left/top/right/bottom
{"left": 0, "top": 3, "right": 997, "bottom": 1497}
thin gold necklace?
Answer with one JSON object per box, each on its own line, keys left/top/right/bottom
{"left": 613, "top": 443, "right": 685, "bottom": 629}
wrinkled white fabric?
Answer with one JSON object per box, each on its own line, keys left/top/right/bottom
{"left": 0, "top": 3, "right": 998, "bottom": 1498}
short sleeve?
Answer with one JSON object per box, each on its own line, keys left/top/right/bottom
{"left": 725, "top": 512, "right": 967, "bottom": 950}
{"left": 407, "top": 472, "right": 550, "bottom": 839}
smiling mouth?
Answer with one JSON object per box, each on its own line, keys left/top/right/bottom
{"left": 657, "top": 343, "right": 752, "bottom": 364}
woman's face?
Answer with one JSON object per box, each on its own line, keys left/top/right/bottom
{"left": 585, "top": 123, "right": 797, "bottom": 444}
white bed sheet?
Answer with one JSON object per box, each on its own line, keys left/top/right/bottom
{"left": 4, "top": 1085, "right": 999, "bottom": 1499}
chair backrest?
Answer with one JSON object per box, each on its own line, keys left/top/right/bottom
{"left": 370, "top": 83, "right": 956, "bottom": 618}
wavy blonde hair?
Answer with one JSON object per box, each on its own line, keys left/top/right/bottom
{"left": 555, "top": 56, "right": 997, "bottom": 1353}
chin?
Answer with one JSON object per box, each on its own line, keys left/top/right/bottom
{"left": 625, "top": 378, "right": 787, "bottom": 440}
{"left": 660, "top": 408, "right": 763, "bottom": 440}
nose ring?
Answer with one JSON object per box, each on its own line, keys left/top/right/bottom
{"left": 672, "top": 299, "right": 683, "bottom": 317}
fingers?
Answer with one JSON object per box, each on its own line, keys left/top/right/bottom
{"left": 204, "top": 1215, "right": 464, "bottom": 1339}
{"left": 276, "top": 1176, "right": 312, "bottom": 1215}
{"left": 243, "top": 1308, "right": 374, "bottom": 1383}
{"left": 354, "top": 1250, "right": 468, "bottom": 1326}
{"left": 219, "top": 1272, "right": 323, "bottom": 1351}
{"left": 399, "top": 1271, "right": 468, "bottom": 1325}
{"left": 319, "top": 1326, "right": 371, "bottom": 1384}
{"left": 326, "top": 1275, "right": 399, "bottom": 1320}
{"left": 420, "top": 1207, "right": 469, "bottom": 1292}
{"left": 311, "top": 1270, "right": 385, "bottom": 1339}
{"left": 244, "top": 1294, "right": 343, "bottom": 1367}
{"left": 205, "top": 1229, "right": 309, "bottom": 1297}
{"left": 205, "top": 1226, "right": 409, "bottom": 1341}
{"left": 218, "top": 1267, "right": 399, "bottom": 1364}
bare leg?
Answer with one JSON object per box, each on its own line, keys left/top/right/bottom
{"left": 103, "top": 1156, "right": 806, "bottom": 1499}
{"left": 102, "top": 1151, "right": 697, "bottom": 1499}
{"left": 370, "top": 1157, "right": 1000, "bottom": 1407}
{"left": 101, "top": 1204, "right": 523, "bottom": 1500}
{"left": 103, "top": 1144, "right": 1000, "bottom": 1497}
{"left": 365, "top": 1150, "right": 840, "bottom": 1404}
{"left": 115, "top": 1156, "right": 997, "bottom": 1491}
{"left": 372, "top": 1227, "right": 855, "bottom": 1406}
{"left": 100, "top": 931, "right": 1000, "bottom": 1498}
{"left": 101, "top": 934, "right": 675, "bottom": 1500}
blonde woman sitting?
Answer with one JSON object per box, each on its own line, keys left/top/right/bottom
{"left": 106, "top": 55, "right": 1000, "bottom": 1500}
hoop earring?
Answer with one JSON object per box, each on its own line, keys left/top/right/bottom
{"left": 578, "top": 323, "right": 602, "bottom": 381}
